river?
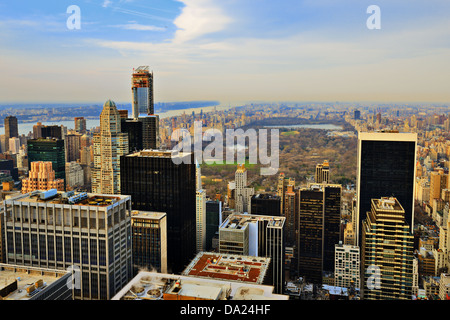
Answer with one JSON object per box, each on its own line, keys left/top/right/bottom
{"left": 2, "top": 104, "right": 232, "bottom": 136}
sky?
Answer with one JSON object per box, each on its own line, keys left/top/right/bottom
{"left": 0, "top": 0, "right": 449, "bottom": 105}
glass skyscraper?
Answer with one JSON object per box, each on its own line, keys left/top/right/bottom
{"left": 356, "top": 131, "right": 417, "bottom": 245}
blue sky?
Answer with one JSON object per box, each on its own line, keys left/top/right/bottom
{"left": 0, "top": 0, "right": 449, "bottom": 104}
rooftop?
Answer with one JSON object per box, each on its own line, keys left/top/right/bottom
{"left": 373, "top": 197, "right": 405, "bottom": 212}
{"left": 4, "top": 190, "right": 128, "bottom": 207}
{"left": 131, "top": 210, "right": 166, "bottom": 220}
{"left": 182, "top": 252, "right": 270, "bottom": 284}
{"left": 125, "top": 149, "right": 192, "bottom": 159}
{"left": 0, "top": 264, "right": 69, "bottom": 300}
{"left": 112, "top": 271, "right": 288, "bottom": 301}
{"left": 220, "top": 213, "right": 285, "bottom": 230}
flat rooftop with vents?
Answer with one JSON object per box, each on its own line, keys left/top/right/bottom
{"left": 182, "top": 252, "right": 270, "bottom": 284}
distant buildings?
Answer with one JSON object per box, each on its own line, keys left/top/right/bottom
{"left": 65, "top": 161, "right": 84, "bottom": 190}
{"left": 315, "top": 160, "right": 330, "bottom": 184}
{"left": 74, "top": 117, "right": 87, "bottom": 134}
{"left": 4, "top": 116, "right": 18, "bottom": 143}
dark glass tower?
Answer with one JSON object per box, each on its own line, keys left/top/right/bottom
{"left": 121, "top": 116, "right": 159, "bottom": 153}
{"left": 120, "top": 150, "right": 196, "bottom": 273}
{"left": 27, "top": 138, "right": 66, "bottom": 181}
{"left": 251, "top": 194, "right": 281, "bottom": 216}
{"left": 4, "top": 116, "right": 18, "bottom": 139}
{"left": 205, "top": 200, "right": 222, "bottom": 251}
{"left": 121, "top": 119, "right": 143, "bottom": 153}
{"left": 40, "top": 125, "right": 63, "bottom": 140}
{"left": 298, "top": 184, "right": 341, "bottom": 284}
{"left": 356, "top": 132, "right": 417, "bottom": 245}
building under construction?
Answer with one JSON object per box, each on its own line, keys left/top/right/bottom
{"left": 132, "top": 66, "right": 154, "bottom": 118}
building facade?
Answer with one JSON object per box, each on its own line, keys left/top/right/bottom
{"left": 361, "top": 197, "right": 414, "bottom": 300}
{"left": 356, "top": 131, "right": 417, "bottom": 245}
{"left": 298, "top": 183, "right": 342, "bottom": 284}
{"left": 2, "top": 191, "right": 133, "bottom": 300}
{"left": 92, "top": 100, "right": 129, "bottom": 194}
{"left": 22, "top": 161, "right": 65, "bottom": 193}
{"left": 335, "top": 242, "right": 361, "bottom": 290}
{"left": 120, "top": 149, "right": 196, "bottom": 274}
{"left": 131, "top": 210, "right": 167, "bottom": 275}
{"left": 27, "top": 138, "right": 66, "bottom": 182}
{"left": 219, "top": 213, "right": 286, "bottom": 294}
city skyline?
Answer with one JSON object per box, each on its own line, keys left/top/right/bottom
{"left": 0, "top": 1, "right": 450, "bottom": 104}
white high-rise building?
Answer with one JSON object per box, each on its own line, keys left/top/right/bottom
{"left": 196, "top": 189, "right": 206, "bottom": 252}
{"left": 439, "top": 273, "right": 450, "bottom": 300}
{"left": 195, "top": 160, "right": 206, "bottom": 252}
{"left": 8, "top": 137, "right": 20, "bottom": 154}
{"left": 234, "top": 164, "right": 254, "bottom": 213}
{"left": 335, "top": 242, "right": 360, "bottom": 290}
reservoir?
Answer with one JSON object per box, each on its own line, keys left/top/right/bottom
{"left": 264, "top": 124, "right": 343, "bottom": 130}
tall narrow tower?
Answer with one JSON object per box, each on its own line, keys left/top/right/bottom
{"left": 356, "top": 131, "right": 417, "bottom": 245}
{"left": 132, "top": 66, "right": 154, "bottom": 118}
{"left": 92, "top": 100, "right": 129, "bottom": 194}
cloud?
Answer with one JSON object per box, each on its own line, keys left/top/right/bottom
{"left": 102, "top": 0, "right": 113, "bottom": 8}
{"left": 172, "top": 0, "right": 232, "bottom": 43}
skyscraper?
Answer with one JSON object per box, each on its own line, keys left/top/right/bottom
{"left": 277, "top": 173, "right": 295, "bottom": 217}
{"left": 92, "top": 100, "right": 129, "bottom": 194}
{"left": 27, "top": 138, "right": 66, "bottom": 182}
{"left": 74, "top": 117, "right": 87, "bottom": 134}
{"left": 4, "top": 116, "right": 18, "bottom": 152}
{"left": 22, "top": 161, "right": 65, "bottom": 193}
{"left": 361, "top": 197, "right": 414, "bottom": 300}
{"left": 120, "top": 149, "right": 196, "bottom": 273}
{"left": 2, "top": 191, "right": 133, "bottom": 300}
{"left": 131, "top": 66, "right": 154, "bottom": 118}
{"left": 234, "top": 164, "right": 254, "bottom": 213}
{"left": 131, "top": 210, "right": 167, "bottom": 274}
{"left": 205, "top": 200, "right": 222, "bottom": 251}
{"left": 4, "top": 115, "right": 18, "bottom": 139}
{"left": 298, "top": 183, "right": 342, "bottom": 284}
{"left": 356, "top": 131, "right": 417, "bottom": 245}
{"left": 66, "top": 133, "right": 82, "bottom": 162}
{"left": 315, "top": 160, "right": 330, "bottom": 184}
{"left": 251, "top": 194, "right": 281, "bottom": 216}
{"left": 195, "top": 160, "right": 206, "bottom": 252}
